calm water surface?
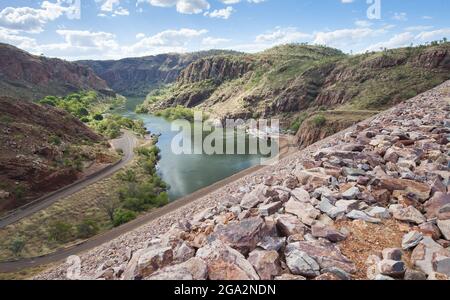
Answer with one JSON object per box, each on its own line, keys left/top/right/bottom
{"left": 120, "top": 97, "right": 266, "bottom": 201}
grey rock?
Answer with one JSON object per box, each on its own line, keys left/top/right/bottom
{"left": 311, "top": 224, "right": 347, "bottom": 243}
{"left": 291, "top": 188, "right": 311, "bottom": 203}
{"left": 366, "top": 206, "right": 392, "bottom": 219}
{"left": 213, "top": 217, "right": 264, "bottom": 255}
{"left": 318, "top": 198, "right": 347, "bottom": 219}
{"left": 258, "top": 201, "right": 282, "bottom": 217}
{"left": 276, "top": 214, "right": 307, "bottom": 237}
{"left": 286, "top": 240, "right": 356, "bottom": 274}
{"left": 240, "top": 185, "right": 267, "bottom": 209}
{"left": 402, "top": 231, "right": 424, "bottom": 250}
{"left": 285, "top": 198, "right": 320, "bottom": 226}
{"left": 382, "top": 248, "right": 403, "bottom": 261}
{"left": 346, "top": 210, "right": 382, "bottom": 223}
{"left": 257, "top": 236, "right": 286, "bottom": 252}
{"left": 437, "top": 219, "right": 450, "bottom": 240}
{"left": 342, "top": 187, "right": 360, "bottom": 200}
{"left": 393, "top": 206, "right": 426, "bottom": 225}
{"left": 404, "top": 269, "right": 427, "bottom": 280}
{"left": 342, "top": 167, "right": 366, "bottom": 177}
{"left": 378, "top": 259, "right": 406, "bottom": 277}
{"left": 335, "top": 200, "right": 359, "bottom": 213}
{"left": 285, "top": 245, "right": 320, "bottom": 278}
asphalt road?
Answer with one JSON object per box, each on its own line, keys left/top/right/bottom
{"left": 0, "top": 136, "right": 297, "bottom": 274}
{"left": 0, "top": 131, "right": 138, "bottom": 229}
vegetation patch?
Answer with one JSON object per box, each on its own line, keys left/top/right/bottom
{"left": 39, "top": 91, "right": 147, "bottom": 138}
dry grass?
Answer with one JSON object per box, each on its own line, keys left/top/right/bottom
{"left": 0, "top": 176, "right": 120, "bottom": 261}
{"left": 0, "top": 265, "right": 52, "bottom": 280}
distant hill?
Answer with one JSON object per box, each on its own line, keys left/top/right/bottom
{"left": 0, "top": 43, "right": 114, "bottom": 102}
{"left": 77, "top": 50, "right": 243, "bottom": 97}
{"left": 138, "top": 43, "right": 450, "bottom": 147}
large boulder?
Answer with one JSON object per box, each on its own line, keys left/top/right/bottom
{"left": 248, "top": 249, "right": 282, "bottom": 280}
{"left": 145, "top": 257, "right": 208, "bottom": 280}
{"left": 284, "top": 198, "right": 320, "bottom": 226}
{"left": 212, "top": 217, "right": 264, "bottom": 255}
{"left": 437, "top": 219, "right": 450, "bottom": 240}
{"left": 378, "top": 178, "right": 431, "bottom": 202}
{"left": 285, "top": 244, "right": 320, "bottom": 278}
{"left": 196, "top": 240, "right": 259, "bottom": 280}
{"left": 136, "top": 247, "right": 173, "bottom": 279}
{"left": 276, "top": 214, "right": 307, "bottom": 237}
{"left": 285, "top": 240, "right": 356, "bottom": 274}
{"left": 393, "top": 206, "right": 426, "bottom": 224}
{"left": 294, "top": 168, "right": 333, "bottom": 189}
{"left": 424, "top": 192, "right": 450, "bottom": 219}
{"left": 411, "top": 236, "right": 450, "bottom": 276}
{"left": 240, "top": 185, "right": 267, "bottom": 209}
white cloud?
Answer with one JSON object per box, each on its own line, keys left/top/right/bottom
{"left": 204, "top": 6, "right": 234, "bottom": 19}
{"left": 392, "top": 12, "right": 407, "bottom": 21}
{"left": 137, "top": 0, "right": 210, "bottom": 14}
{"left": 202, "top": 36, "right": 230, "bottom": 46}
{"left": 0, "top": 0, "right": 80, "bottom": 33}
{"left": 96, "top": 0, "right": 130, "bottom": 16}
{"left": 256, "top": 27, "right": 311, "bottom": 44}
{"left": 313, "top": 27, "right": 386, "bottom": 48}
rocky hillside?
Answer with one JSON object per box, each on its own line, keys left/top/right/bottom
{"left": 0, "top": 43, "right": 114, "bottom": 102}
{"left": 37, "top": 81, "right": 450, "bottom": 280}
{"left": 140, "top": 43, "right": 450, "bottom": 147}
{"left": 78, "top": 50, "right": 242, "bottom": 97}
{"left": 0, "top": 97, "right": 115, "bottom": 214}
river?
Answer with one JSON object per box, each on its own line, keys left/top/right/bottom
{"left": 119, "top": 97, "right": 268, "bottom": 201}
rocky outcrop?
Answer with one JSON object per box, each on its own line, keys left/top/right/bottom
{"left": 78, "top": 50, "right": 242, "bottom": 97}
{"left": 0, "top": 97, "right": 110, "bottom": 213}
{"left": 177, "top": 56, "right": 254, "bottom": 85}
{"left": 36, "top": 81, "right": 450, "bottom": 280}
{"left": 0, "top": 43, "right": 113, "bottom": 101}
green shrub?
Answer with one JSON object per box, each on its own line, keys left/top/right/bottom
{"left": 49, "top": 135, "right": 62, "bottom": 146}
{"left": 48, "top": 221, "right": 73, "bottom": 243}
{"left": 13, "top": 186, "right": 26, "bottom": 201}
{"left": 9, "top": 236, "right": 26, "bottom": 256}
{"left": 112, "top": 209, "right": 136, "bottom": 227}
{"left": 289, "top": 112, "right": 308, "bottom": 133}
{"left": 76, "top": 219, "right": 99, "bottom": 239}
{"left": 312, "top": 114, "right": 326, "bottom": 128}
{"left": 117, "top": 169, "right": 137, "bottom": 182}
{"left": 93, "top": 114, "right": 104, "bottom": 121}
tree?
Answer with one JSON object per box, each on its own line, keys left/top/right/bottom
{"left": 97, "top": 197, "right": 121, "bottom": 223}
{"left": 9, "top": 236, "right": 26, "bottom": 256}
{"left": 112, "top": 209, "right": 136, "bottom": 227}
{"left": 48, "top": 221, "right": 73, "bottom": 243}
{"left": 76, "top": 219, "right": 99, "bottom": 239}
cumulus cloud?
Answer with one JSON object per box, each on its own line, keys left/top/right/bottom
{"left": 0, "top": 0, "right": 80, "bottom": 33}
{"left": 137, "top": 0, "right": 210, "bottom": 14}
{"left": 95, "top": 0, "right": 129, "bottom": 16}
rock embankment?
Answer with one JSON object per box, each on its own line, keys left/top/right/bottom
{"left": 36, "top": 81, "right": 450, "bottom": 280}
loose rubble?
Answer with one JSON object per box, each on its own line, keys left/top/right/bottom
{"left": 36, "top": 81, "right": 450, "bottom": 280}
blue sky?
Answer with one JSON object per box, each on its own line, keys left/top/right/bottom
{"left": 0, "top": 0, "right": 449, "bottom": 60}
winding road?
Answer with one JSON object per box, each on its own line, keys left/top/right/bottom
{"left": 0, "top": 131, "right": 138, "bottom": 229}
{"left": 0, "top": 135, "right": 297, "bottom": 274}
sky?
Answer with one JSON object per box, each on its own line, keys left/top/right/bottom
{"left": 0, "top": 0, "right": 449, "bottom": 60}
